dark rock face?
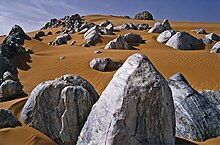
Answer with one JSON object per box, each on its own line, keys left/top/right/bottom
{"left": 51, "top": 33, "right": 71, "bottom": 46}
{"left": 89, "top": 58, "right": 122, "bottom": 71}
{"left": 166, "top": 32, "right": 205, "bottom": 50}
{"left": 21, "top": 74, "right": 99, "bottom": 145}
{"left": 0, "top": 55, "right": 16, "bottom": 77}
{"left": 77, "top": 53, "right": 175, "bottom": 145}
{"left": 122, "top": 32, "right": 143, "bottom": 43}
{"left": 82, "top": 26, "right": 100, "bottom": 47}
{"left": 210, "top": 41, "right": 220, "bottom": 53}
{"left": 199, "top": 90, "right": 220, "bottom": 106}
{"left": 168, "top": 73, "right": 220, "bottom": 142}
{"left": 0, "top": 109, "right": 19, "bottom": 129}
{"left": 201, "top": 38, "right": 213, "bottom": 45}
{"left": 134, "top": 11, "right": 154, "bottom": 20}
{"left": 148, "top": 22, "right": 166, "bottom": 33}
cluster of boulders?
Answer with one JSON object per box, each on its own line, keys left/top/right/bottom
{"left": 149, "top": 19, "right": 172, "bottom": 33}
{"left": 134, "top": 11, "right": 154, "bottom": 20}
{"left": 49, "top": 33, "right": 72, "bottom": 46}
{"left": 114, "top": 23, "right": 149, "bottom": 31}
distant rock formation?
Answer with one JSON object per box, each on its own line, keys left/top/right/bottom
{"left": 166, "top": 32, "right": 205, "bottom": 50}
{"left": 0, "top": 109, "right": 19, "bottom": 129}
{"left": 77, "top": 53, "right": 175, "bottom": 145}
{"left": 89, "top": 58, "right": 122, "bottom": 71}
{"left": 134, "top": 11, "right": 154, "bottom": 20}
{"left": 168, "top": 73, "right": 220, "bottom": 141}
{"left": 33, "top": 31, "right": 46, "bottom": 41}
{"left": 21, "top": 74, "right": 99, "bottom": 145}
{"left": 50, "top": 33, "right": 71, "bottom": 46}
{"left": 210, "top": 41, "right": 220, "bottom": 53}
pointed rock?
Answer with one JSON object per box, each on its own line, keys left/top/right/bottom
{"left": 162, "top": 19, "right": 172, "bottom": 30}
{"left": 77, "top": 53, "right": 175, "bottom": 145}
{"left": 148, "top": 22, "right": 166, "bottom": 33}
{"left": 105, "top": 35, "right": 132, "bottom": 50}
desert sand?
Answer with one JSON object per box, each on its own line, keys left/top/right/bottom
{"left": 0, "top": 14, "right": 220, "bottom": 145}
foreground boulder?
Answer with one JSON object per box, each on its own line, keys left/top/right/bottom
{"left": 21, "top": 74, "right": 99, "bottom": 145}
{"left": 168, "top": 73, "right": 220, "bottom": 141}
{"left": 210, "top": 41, "right": 220, "bottom": 53}
{"left": 82, "top": 26, "right": 100, "bottom": 47}
{"left": 122, "top": 32, "right": 143, "bottom": 43}
{"left": 134, "top": 11, "right": 154, "bottom": 20}
{"left": 89, "top": 58, "right": 122, "bottom": 71}
{"left": 157, "top": 30, "right": 175, "bottom": 43}
{"left": 166, "top": 32, "right": 204, "bottom": 50}
{"left": 105, "top": 35, "right": 132, "bottom": 50}
{"left": 0, "top": 109, "right": 19, "bottom": 129}
{"left": 77, "top": 53, "right": 175, "bottom": 145}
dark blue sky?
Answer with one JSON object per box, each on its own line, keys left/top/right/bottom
{"left": 0, "top": 0, "right": 219, "bottom": 35}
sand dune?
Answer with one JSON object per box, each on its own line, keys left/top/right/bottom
{"left": 0, "top": 14, "right": 220, "bottom": 145}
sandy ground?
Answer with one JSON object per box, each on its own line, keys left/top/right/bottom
{"left": 0, "top": 14, "right": 220, "bottom": 145}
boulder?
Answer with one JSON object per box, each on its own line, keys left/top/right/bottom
{"left": 104, "top": 35, "right": 132, "bottom": 50}
{"left": 89, "top": 58, "right": 122, "bottom": 71}
{"left": 0, "top": 109, "right": 19, "bottom": 129}
{"left": 195, "top": 28, "right": 206, "bottom": 34}
{"left": 99, "top": 20, "right": 112, "bottom": 27}
{"left": 77, "top": 53, "right": 175, "bottom": 145}
{"left": 113, "top": 23, "right": 130, "bottom": 31}
{"left": 0, "top": 55, "right": 16, "bottom": 77}
{"left": 122, "top": 32, "right": 143, "bottom": 43}
{"left": 210, "top": 41, "right": 220, "bottom": 53}
{"left": 134, "top": 11, "right": 154, "bottom": 20}
{"left": 168, "top": 73, "right": 220, "bottom": 141}
{"left": 148, "top": 22, "right": 166, "bottom": 33}
{"left": 82, "top": 26, "right": 100, "bottom": 47}
{"left": 69, "top": 40, "right": 76, "bottom": 45}
{"left": 53, "top": 34, "right": 71, "bottom": 46}
{"left": 35, "top": 31, "right": 46, "bottom": 37}
{"left": 201, "top": 38, "right": 213, "bottom": 44}
{"left": 8, "top": 25, "right": 29, "bottom": 39}
{"left": 47, "top": 31, "right": 53, "bottom": 35}
{"left": 205, "top": 33, "right": 220, "bottom": 41}
{"left": 21, "top": 74, "right": 99, "bottom": 145}
{"left": 94, "top": 50, "right": 102, "bottom": 54}
{"left": 166, "top": 32, "right": 204, "bottom": 50}
{"left": 3, "top": 71, "right": 18, "bottom": 81}
{"left": 162, "top": 19, "right": 172, "bottom": 30}
{"left": 136, "top": 23, "right": 149, "bottom": 30}
{"left": 0, "top": 80, "right": 24, "bottom": 102}
{"left": 157, "top": 30, "right": 175, "bottom": 43}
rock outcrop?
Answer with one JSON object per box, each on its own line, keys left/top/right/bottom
{"left": 21, "top": 74, "right": 99, "bottom": 145}
{"left": 210, "top": 41, "right": 220, "bottom": 53}
{"left": 205, "top": 33, "right": 220, "bottom": 41}
{"left": 134, "top": 11, "right": 154, "bottom": 20}
{"left": 122, "top": 32, "right": 143, "bottom": 43}
{"left": 105, "top": 35, "right": 132, "bottom": 50}
{"left": 157, "top": 30, "right": 175, "bottom": 43}
{"left": 77, "top": 53, "right": 175, "bottom": 145}
{"left": 168, "top": 73, "right": 220, "bottom": 141}
{"left": 82, "top": 26, "right": 100, "bottom": 47}
{"left": 166, "top": 32, "right": 204, "bottom": 50}
{"left": 162, "top": 19, "right": 172, "bottom": 30}
{"left": 0, "top": 109, "right": 19, "bottom": 129}
{"left": 89, "top": 58, "right": 122, "bottom": 71}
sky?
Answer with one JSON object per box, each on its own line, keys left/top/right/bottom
{"left": 0, "top": 0, "right": 219, "bottom": 35}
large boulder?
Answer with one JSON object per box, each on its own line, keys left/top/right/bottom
{"left": 0, "top": 55, "right": 16, "bottom": 77}
{"left": 105, "top": 35, "right": 132, "bottom": 50}
{"left": 157, "top": 30, "right": 175, "bottom": 43}
{"left": 0, "top": 80, "right": 24, "bottom": 102}
{"left": 99, "top": 20, "right": 112, "bottom": 27}
{"left": 82, "top": 25, "right": 100, "bottom": 47}
{"left": 134, "top": 11, "right": 154, "bottom": 20}
{"left": 89, "top": 58, "right": 122, "bottom": 71}
{"left": 0, "top": 109, "right": 19, "bottom": 129}
{"left": 77, "top": 53, "right": 175, "bottom": 145}
{"left": 21, "top": 74, "right": 99, "bottom": 145}
{"left": 210, "top": 41, "right": 220, "bottom": 53}
{"left": 122, "top": 32, "right": 143, "bottom": 43}
{"left": 162, "top": 19, "right": 172, "bottom": 30}
{"left": 166, "top": 32, "right": 204, "bottom": 50}
{"left": 148, "top": 22, "right": 166, "bottom": 33}
{"left": 205, "top": 33, "right": 220, "bottom": 41}
{"left": 168, "top": 73, "right": 220, "bottom": 141}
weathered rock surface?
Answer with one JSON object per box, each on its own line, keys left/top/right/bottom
{"left": 166, "top": 32, "right": 204, "bottom": 50}
{"left": 200, "top": 90, "right": 220, "bottom": 109}
{"left": 0, "top": 55, "right": 16, "bottom": 77}
{"left": 89, "top": 58, "right": 122, "bottom": 71}
{"left": 113, "top": 23, "right": 130, "bottom": 31}
{"left": 157, "top": 30, "right": 175, "bottom": 43}
{"left": 210, "top": 41, "right": 220, "bottom": 53}
{"left": 148, "top": 22, "right": 166, "bottom": 33}
{"left": 205, "top": 33, "right": 220, "bottom": 41}
{"left": 168, "top": 73, "right": 220, "bottom": 141}
{"left": 122, "top": 32, "right": 143, "bottom": 43}
{"left": 34, "top": 31, "right": 46, "bottom": 41}
{"left": 82, "top": 26, "right": 100, "bottom": 47}
{"left": 201, "top": 38, "right": 213, "bottom": 44}
{"left": 77, "top": 53, "right": 175, "bottom": 145}
{"left": 0, "top": 109, "right": 19, "bottom": 129}
{"left": 134, "top": 11, "right": 154, "bottom": 20}
{"left": 105, "top": 35, "right": 132, "bottom": 50}
{"left": 99, "top": 20, "right": 112, "bottom": 27}
{"left": 21, "top": 74, "right": 99, "bottom": 145}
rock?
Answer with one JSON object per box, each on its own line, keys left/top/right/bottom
{"left": 21, "top": 74, "right": 99, "bottom": 145}
{"left": 210, "top": 41, "right": 220, "bottom": 53}
{"left": 195, "top": 28, "right": 206, "bottom": 34}
{"left": 53, "top": 34, "right": 71, "bottom": 46}
{"left": 148, "top": 22, "right": 166, "bottom": 33}
{"left": 8, "top": 25, "right": 29, "bottom": 39}
{"left": 100, "top": 28, "right": 113, "bottom": 35}
{"left": 106, "top": 23, "right": 114, "bottom": 31}
{"left": 166, "top": 32, "right": 205, "bottom": 50}
{"left": 77, "top": 53, "right": 175, "bottom": 145}
{"left": 35, "top": 31, "right": 46, "bottom": 37}
{"left": 157, "top": 30, "right": 175, "bottom": 43}
{"left": 55, "top": 30, "right": 62, "bottom": 34}
{"left": 69, "top": 40, "right": 76, "bottom": 45}
{"left": 201, "top": 38, "right": 213, "bottom": 44}
{"left": 59, "top": 56, "right": 65, "bottom": 60}
{"left": 94, "top": 50, "right": 102, "bottom": 54}
{"left": 0, "top": 55, "right": 16, "bottom": 77}
{"left": 79, "top": 28, "right": 88, "bottom": 34}
{"left": 26, "top": 49, "right": 33, "bottom": 54}
{"left": 47, "top": 31, "right": 53, "bottom": 35}
{"left": 0, "top": 109, "right": 19, "bottom": 129}
{"left": 0, "top": 80, "right": 24, "bottom": 102}
{"left": 134, "top": 11, "right": 154, "bottom": 20}
{"left": 89, "top": 58, "right": 122, "bottom": 71}
{"left": 2, "top": 71, "right": 18, "bottom": 81}
{"left": 99, "top": 20, "right": 112, "bottom": 27}
{"left": 104, "top": 35, "right": 132, "bottom": 50}
{"left": 122, "top": 32, "right": 143, "bottom": 43}
{"left": 162, "top": 19, "right": 172, "bottom": 30}
{"left": 82, "top": 26, "right": 100, "bottom": 47}
{"left": 136, "top": 23, "right": 149, "bottom": 30}
{"left": 205, "top": 33, "right": 220, "bottom": 41}
{"left": 167, "top": 73, "right": 220, "bottom": 141}
{"left": 200, "top": 90, "right": 220, "bottom": 108}
{"left": 113, "top": 23, "right": 130, "bottom": 31}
